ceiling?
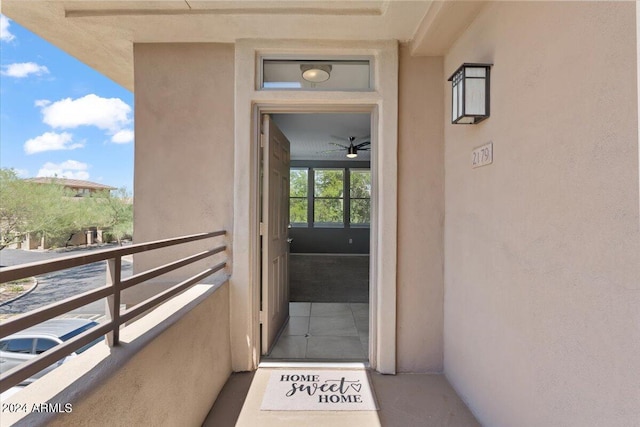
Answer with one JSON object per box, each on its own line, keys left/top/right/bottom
{"left": 2, "top": 1, "right": 487, "bottom": 91}
{"left": 271, "top": 113, "right": 371, "bottom": 161}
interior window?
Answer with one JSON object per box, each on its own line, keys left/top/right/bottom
{"left": 6, "top": 338, "right": 34, "bottom": 354}
{"left": 289, "top": 168, "right": 308, "bottom": 225}
{"left": 35, "top": 339, "right": 58, "bottom": 354}
{"left": 350, "top": 170, "right": 371, "bottom": 225}
{"left": 290, "top": 167, "right": 371, "bottom": 228}
{"left": 314, "top": 169, "right": 344, "bottom": 225}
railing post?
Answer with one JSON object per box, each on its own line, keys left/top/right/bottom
{"left": 105, "top": 256, "right": 122, "bottom": 346}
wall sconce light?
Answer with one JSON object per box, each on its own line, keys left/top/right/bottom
{"left": 448, "top": 63, "right": 492, "bottom": 124}
{"left": 300, "top": 64, "right": 332, "bottom": 83}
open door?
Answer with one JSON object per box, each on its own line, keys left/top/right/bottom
{"left": 261, "top": 114, "right": 291, "bottom": 355}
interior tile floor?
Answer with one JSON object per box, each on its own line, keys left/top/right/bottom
{"left": 263, "top": 302, "right": 369, "bottom": 361}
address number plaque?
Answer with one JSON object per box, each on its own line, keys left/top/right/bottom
{"left": 472, "top": 142, "right": 493, "bottom": 168}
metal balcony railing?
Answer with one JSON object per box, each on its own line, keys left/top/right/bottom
{"left": 0, "top": 231, "right": 227, "bottom": 393}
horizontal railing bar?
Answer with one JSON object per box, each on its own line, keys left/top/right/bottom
{"left": 0, "top": 322, "right": 112, "bottom": 394}
{"left": 0, "top": 231, "right": 228, "bottom": 394}
{"left": 0, "top": 286, "right": 114, "bottom": 339}
{"left": 0, "top": 230, "right": 225, "bottom": 283}
{"left": 120, "top": 262, "right": 226, "bottom": 325}
{"left": 120, "top": 246, "right": 226, "bottom": 291}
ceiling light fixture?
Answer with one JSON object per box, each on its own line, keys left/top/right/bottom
{"left": 300, "top": 64, "right": 332, "bottom": 83}
{"left": 346, "top": 145, "right": 358, "bottom": 158}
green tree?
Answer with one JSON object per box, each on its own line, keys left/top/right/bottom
{"left": 0, "top": 168, "right": 29, "bottom": 250}
{"left": 349, "top": 170, "right": 371, "bottom": 224}
{"left": 23, "top": 179, "right": 94, "bottom": 247}
{"left": 314, "top": 169, "right": 344, "bottom": 224}
{"left": 0, "top": 169, "right": 133, "bottom": 249}
{"left": 94, "top": 187, "right": 133, "bottom": 245}
{"left": 0, "top": 170, "right": 78, "bottom": 249}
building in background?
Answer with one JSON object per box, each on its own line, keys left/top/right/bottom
{"left": 23, "top": 178, "right": 115, "bottom": 198}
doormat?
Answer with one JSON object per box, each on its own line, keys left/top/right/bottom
{"left": 260, "top": 370, "right": 378, "bottom": 411}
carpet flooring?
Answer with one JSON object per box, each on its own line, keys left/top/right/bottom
{"left": 289, "top": 254, "right": 369, "bottom": 303}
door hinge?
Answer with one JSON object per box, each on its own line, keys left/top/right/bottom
{"left": 260, "top": 133, "right": 266, "bottom": 148}
{"left": 259, "top": 222, "right": 264, "bottom": 235}
{"left": 259, "top": 310, "right": 265, "bottom": 323}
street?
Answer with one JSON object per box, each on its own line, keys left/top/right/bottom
{"left": 0, "top": 246, "right": 132, "bottom": 318}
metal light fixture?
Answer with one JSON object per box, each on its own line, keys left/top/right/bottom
{"left": 346, "top": 145, "right": 358, "bottom": 158}
{"left": 300, "top": 64, "right": 332, "bottom": 83}
{"left": 448, "top": 63, "right": 492, "bottom": 124}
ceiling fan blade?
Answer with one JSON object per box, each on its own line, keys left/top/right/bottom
{"left": 330, "top": 135, "right": 350, "bottom": 143}
{"left": 319, "top": 149, "right": 344, "bottom": 153}
{"left": 354, "top": 141, "right": 371, "bottom": 149}
{"left": 328, "top": 142, "right": 348, "bottom": 148}
{"left": 358, "top": 147, "right": 371, "bottom": 151}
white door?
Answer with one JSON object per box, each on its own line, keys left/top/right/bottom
{"left": 261, "top": 114, "right": 291, "bottom": 355}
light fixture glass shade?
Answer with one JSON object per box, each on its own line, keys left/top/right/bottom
{"left": 300, "top": 64, "right": 332, "bottom": 83}
{"left": 448, "top": 63, "right": 492, "bottom": 124}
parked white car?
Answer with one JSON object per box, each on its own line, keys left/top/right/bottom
{"left": 0, "top": 319, "right": 101, "bottom": 384}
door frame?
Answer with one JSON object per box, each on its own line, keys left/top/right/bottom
{"left": 257, "top": 106, "right": 376, "bottom": 360}
{"left": 230, "top": 39, "right": 398, "bottom": 374}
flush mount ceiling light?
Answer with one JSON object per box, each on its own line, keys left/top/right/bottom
{"left": 300, "top": 64, "right": 332, "bottom": 83}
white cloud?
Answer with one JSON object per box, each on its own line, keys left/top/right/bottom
{"left": 111, "top": 129, "right": 134, "bottom": 144}
{"left": 1, "top": 15, "right": 15, "bottom": 43}
{"left": 37, "top": 94, "right": 132, "bottom": 134}
{"left": 24, "top": 131, "right": 84, "bottom": 154}
{"left": 35, "top": 99, "right": 51, "bottom": 108}
{"left": 37, "top": 160, "right": 90, "bottom": 180}
{"left": 1, "top": 62, "right": 50, "bottom": 78}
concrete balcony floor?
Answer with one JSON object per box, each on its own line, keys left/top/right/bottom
{"left": 204, "top": 368, "right": 480, "bottom": 427}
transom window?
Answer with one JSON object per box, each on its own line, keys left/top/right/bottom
{"left": 261, "top": 58, "right": 372, "bottom": 91}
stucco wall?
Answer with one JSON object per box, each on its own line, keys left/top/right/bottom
{"left": 443, "top": 2, "right": 640, "bottom": 426}
{"left": 4, "top": 284, "right": 232, "bottom": 427}
{"left": 397, "top": 45, "right": 444, "bottom": 372}
{"left": 130, "top": 43, "right": 234, "bottom": 303}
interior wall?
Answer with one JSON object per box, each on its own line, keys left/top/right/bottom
{"left": 443, "top": 2, "right": 640, "bottom": 426}
{"left": 397, "top": 45, "right": 445, "bottom": 372}
{"left": 129, "top": 43, "right": 234, "bottom": 304}
{"left": 289, "top": 228, "right": 369, "bottom": 254}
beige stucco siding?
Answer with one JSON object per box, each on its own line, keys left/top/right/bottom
{"left": 397, "top": 45, "right": 445, "bottom": 373}
{"left": 3, "top": 284, "right": 231, "bottom": 427}
{"left": 50, "top": 284, "right": 231, "bottom": 427}
{"left": 443, "top": 2, "right": 640, "bottom": 426}
{"left": 130, "top": 43, "right": 234, "bottom": 303}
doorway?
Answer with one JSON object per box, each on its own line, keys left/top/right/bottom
{"left": 260, "top": 112, "right": 372, "bottom": 362}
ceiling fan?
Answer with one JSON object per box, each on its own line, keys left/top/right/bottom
{"left": 320, "top": 136, "right": 371, "bottom": 158}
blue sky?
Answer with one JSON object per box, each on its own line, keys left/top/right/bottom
{"left": 0, "top": 15, "right": 134, "bottom": 191}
